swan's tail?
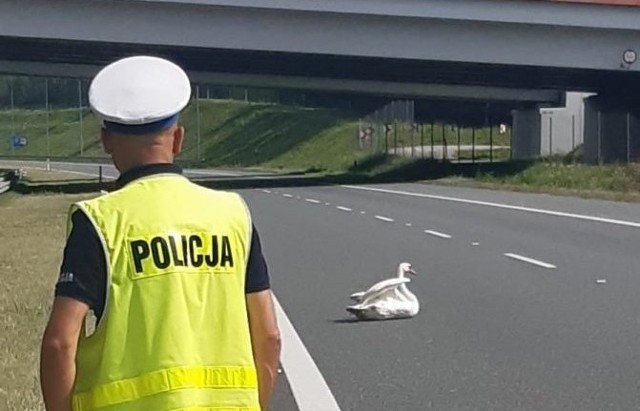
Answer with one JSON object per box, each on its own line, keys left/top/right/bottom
{"left": 349, "top": 291, "right": 365, "bottom": 302}
{"left": 346, "top": 304, "right": 373, "bottom": 321}
{"left": 346, "top": 304, "right": 367, "bottom": 315}
{"left": 346, "top": 304, "right": 361, "bottom": 313}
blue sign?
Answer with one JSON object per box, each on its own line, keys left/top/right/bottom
{"left": 11, "top": 134, "right": 27, "bottom": 149}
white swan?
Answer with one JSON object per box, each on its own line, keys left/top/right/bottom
{"left": 346, "top": 262, "right": 419, "bottom": 321}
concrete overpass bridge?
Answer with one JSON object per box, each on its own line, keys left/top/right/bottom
{"left": 0, "top": 1, "right": 639, "bottom": 99}
{"left": 0, "top": 0, "right": 639, "bottom": 161}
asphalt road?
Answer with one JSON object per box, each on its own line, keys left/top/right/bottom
{"left": 4, "top": 161, "right": 640, "bottom": 411}
{"left": 242, "top": 183, "right": 640, "bottom": 411}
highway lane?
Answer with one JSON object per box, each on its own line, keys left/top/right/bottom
{"left": 240, "top": 183, "right": 640, "bottom": 411}
{"left": 5, "top": 160, "right": 640, "bottom": 410}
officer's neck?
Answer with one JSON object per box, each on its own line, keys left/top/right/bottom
{"left": 113, "top": 147, "right": 175, "bottom": 175}
{"left": 109, "top": 127, "right": 179, "bottom": 175}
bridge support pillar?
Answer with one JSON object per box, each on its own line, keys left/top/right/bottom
{"left": 583, "top": 96, "right": 640, "bottom": 164}
{"left": 511, "top": 107, "right": 541, "bottom": 160}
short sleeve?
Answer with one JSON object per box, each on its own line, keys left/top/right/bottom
{"left": 55, "top": 209, "right": 107, "bottom": 319}
{"left": 245, "top": 225, "right": 271, "bottom": 294}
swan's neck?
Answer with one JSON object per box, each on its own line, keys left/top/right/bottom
{"left": 398, "top": 280, "right": 417, "bottom": 301}
{"left": 397, "top": 269, "right": 417, "bottom": 301}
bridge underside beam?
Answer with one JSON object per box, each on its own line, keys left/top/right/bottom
{"left": 193, "top": 72, "right": 563, "bottom": 104}
{"left": 0, "top": 35, "right": 637, "bottom": 98}
{"left": 0, "top": 0, "right": 638, "bottom": 75}
{"left": 0, "top": 59, "right": 563, "bottom": 104}
{"left": 0, "top": 0, "right": 639, "bottom": 95}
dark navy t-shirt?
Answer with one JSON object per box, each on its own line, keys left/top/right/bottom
{"left": 54, "top": 164, "right": 270, "bottom": 321}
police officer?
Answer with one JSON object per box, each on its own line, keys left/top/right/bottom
{"left": 39, "top": 56, "right": 281, "bottom": 411}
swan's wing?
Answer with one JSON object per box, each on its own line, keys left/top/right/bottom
{"left": 349, "top": 291, "right": 365, "bottom": 302}
{"left": 360, "top": 277, "right": 410, "bottom": 299}
{"left": 359, "top": 278, "right": 410, "bottom": 305}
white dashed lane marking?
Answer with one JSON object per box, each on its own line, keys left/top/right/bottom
{"left": 504, "top": 253, "right": 556, "bottom": 269}
{"left": 425, "top": 230, "right": 452, "bottom": 239}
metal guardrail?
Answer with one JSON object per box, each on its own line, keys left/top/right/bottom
{"left": 0, "top": 180, "right": 10, "bottom": 194}
{"left": 0, "top": 169, "right": 24, "bottom": 194}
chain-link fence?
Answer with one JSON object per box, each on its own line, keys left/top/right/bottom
{"left": 0, "top": 75, "right": 329, "bottom": 162}
{"left": 0, "top": 75, "right": 513, "bottom": 164}
{"left": 358, "top": 100, "right": 512, "bottom": 162}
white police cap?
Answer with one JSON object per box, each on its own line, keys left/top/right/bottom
{"left": 89, "top": 55, "right": 191, "bottom": 134}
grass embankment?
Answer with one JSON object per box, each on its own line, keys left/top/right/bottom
{"left": 0, "top": 193, "right": 96, "bottom": 411}
{"left": 433, "top": 159, "right": 640, "bottom": 202}
{"left": 0, "top": 100, "right": 509, "bottom": 174}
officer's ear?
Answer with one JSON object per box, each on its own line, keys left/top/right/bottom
{"left": 100, "top": 127, "right": 114, "bottom": 154}
{"left": 172, "top": 126, "right": 185, "bottom": 156}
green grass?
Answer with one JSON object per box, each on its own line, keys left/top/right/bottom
{"left": 0, "top": 191, "right": 17, "bottom": 205}
{"left": 475, "top": 160, "right": 640, "bottom": 191}
{"left": 431, "top": 158, "right": 640, "bottom": 202}
{"left": 0, "top": 108, "right": 102, "bottom": 158}
{"left": 0, "top": 101, "right": 369, "bottom": 173}
{"left": 181, "top": 103, "right": 366, "bottom": 172}
{"left": 0, "top": 193, "right": 98, "bottom": 411}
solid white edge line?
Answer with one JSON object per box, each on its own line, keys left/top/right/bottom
{"left": 374, "top": 215, "right": 395, "bottom": 222}
{"left": 11, "top": 165, "right": 118, "bottom": 180}
{"left": 0, "top": 160, "right": 119, "bottom": 179}
{"left": 336, "top": 206, "right": 352, "bottom": 212}
{"left": 305, "top": 198, "right": 321, "bottom": 204}
{"left": 340, "top": 185, "right": 640, "bottom": 229}
{"left": 425, "top": 230, "right": 452, "bottom": 239}
{"left": 273, "top": 295, "right": 342, "bottom": 411}
{"left": 504, "top": 253, "right": 556, "bottom": 269}
{"left": 183, "top": 169, "right": 243, "bottom": 177}
{"left": 10, "top": 160, "right": 247, "bottom": 179}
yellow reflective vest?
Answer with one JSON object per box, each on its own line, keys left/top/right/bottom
{"left": 69, "top": 173, "right": 260, "bottom": 411}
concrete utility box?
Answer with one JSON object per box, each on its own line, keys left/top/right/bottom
{"left": 512, "top": 92, "right": 593, "bottom": 160}
{"left": 539, "top": 92, "right": 589, "bottom": 156}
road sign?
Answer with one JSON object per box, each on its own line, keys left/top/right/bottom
{"left": 11, "top": 134, "right": 27, "bottom": 148}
